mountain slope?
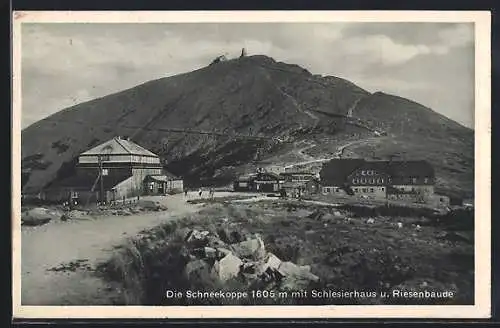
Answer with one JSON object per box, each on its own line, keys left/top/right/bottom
{"left": 21, "top": 55, "right": 474, "bottom": 197}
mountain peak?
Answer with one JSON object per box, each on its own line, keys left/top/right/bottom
{"left": 21, "top": 55, "right": 473, "bottom": 197}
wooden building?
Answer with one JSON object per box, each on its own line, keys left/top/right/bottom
{"left": 233, "top": 172, "right": 283, "bottom": 192}
{"left": 279, "top": 171, "right": 317, "bottom": 197}
{"left": 143, "top": 172, "right": 184, "bottom": 195}
{"left": 43, "top": 136, "right": 182, "bottom": 203}
{"left": 319, "top": 159, "right": 436, "bottom": 202}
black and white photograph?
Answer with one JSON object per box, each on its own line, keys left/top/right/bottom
{"left": 12, "top": 11, "right": 491, "bottom": 319}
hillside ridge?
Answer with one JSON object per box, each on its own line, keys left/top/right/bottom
{"left": 21, "top": 54, "right": 474, "bottom": 197}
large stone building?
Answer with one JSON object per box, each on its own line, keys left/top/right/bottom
{"left": 43, "top": 136, "right": 183, "bottom": 203}
{"left": 319, "top": 159, "right": 437, "bottom": 202}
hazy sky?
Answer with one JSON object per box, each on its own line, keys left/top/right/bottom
{"left": 21, "top": 22, "right": 475, "bottom": 129}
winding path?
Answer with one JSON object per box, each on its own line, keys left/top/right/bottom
{"left": 20, "top": 192, "right": 252, "bottom": 305}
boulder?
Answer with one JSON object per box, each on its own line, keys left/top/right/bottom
{"left": 216, "top": 247, "right": 233, "bottom": 259}
{"left": 217, "top": 227, "right": 245, "bottom": 244}
{"left": 61, "top": 210, "right": 89, "bottom": 221}
{"left": 206, "top": 235, "right": 228, "bottom": 248}
{"left": 22, "top": 207, "right": 58, "bottom": 226}
{"left": 273, "top": 261, "right": 320, "bottom": 290}
{"left": 117, "top": 209, "right": 132, "bottom": 216}
{"left": 230, "top": 235, "right": 266, "bottom": 260}
{"left": 137, "top": 200, "right": 167, "bottom": 211}
{"left": 299, "top": 265, "right": 311, "bottom": 272}
{"left": 211, "top": 252, "right": 243, "bottom": 282}
{"left": 129, "top": 207, "right": 142, "bottom": 214}
{"left": 204, "top": 247, "right": 217, "bottom": 259}
{"left": 184, "top": 259, "right": 212, "bottom": 280}
{"left": 185, "top": 229, "right": 210, "bottom": 246}
{"left": 278, "top": 261, "right": 320, "bottom": 283}
{"left": 258, "top": 252, "right": 282, "bottom": 275}
{"left": 367, "top": 218, "right": 375, "bottom": 224}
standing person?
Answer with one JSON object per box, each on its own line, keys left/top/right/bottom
{"left": 198, "top": 188, "right": 203, "bottom": 198}
{"left": 184, "top": 188, "right": 188, "bottom": 197}
{"left": 209, "top": 188, "right": 214, "bottom": 199}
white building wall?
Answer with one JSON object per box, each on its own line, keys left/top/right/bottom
{"left": 322, "top": 185, "right": 386, "bottom": 198}
{"left": 79, "top": 155, "right": 160, "bottom": 165}
{"left": 351, "top": 185, "right": 386, "bottom": 199}
{"left": 392, "top": 185, "right": 434, "bottom": 195}
{"left": 322, "top": 186, "right": 348, "bottom": 196}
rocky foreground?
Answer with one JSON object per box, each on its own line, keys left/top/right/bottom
{"left": 181, "top": 228, "right": 320, "bottom": 295}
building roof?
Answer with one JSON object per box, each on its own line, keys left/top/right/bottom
{"left": 146, "top": 172, "right": 182, "bottom": 182}
{"left": 80, "top": 137, "right": 158, "bottom": 158}
{"left": 384, "top": 160, "right": 435, "bottom": 178}
{"left": 254, "top": 172, "right": 281, "bottom": 180}
{"left": 320, "top": 159, "right": 365, "bottom": 186}
{"left": 320, "top": 159, "right": 435, "bottom": 186}
{"left": 282, "top": 181, "right": 306, "bottom": 188}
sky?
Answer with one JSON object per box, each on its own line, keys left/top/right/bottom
{"left": 20, "top": 22, "right": 475, "bottom": 129}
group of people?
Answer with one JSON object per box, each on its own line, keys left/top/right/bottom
{"left": 184, "top": 187, "right": 215, "bottom": 199}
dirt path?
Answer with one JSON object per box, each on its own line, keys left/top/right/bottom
{"left": 20, "top": 192, "right": 246, "bottom": 305}
{"left": 283, "top": 135, "right": 389, "bottom": 171}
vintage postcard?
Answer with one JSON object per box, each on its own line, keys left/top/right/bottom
{"left": 12, "top": 10, "right": 491, "bottom": 319}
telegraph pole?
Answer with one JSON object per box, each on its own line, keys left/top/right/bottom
{"left": 99, "top": 154, "right": 105, "bottom": 205}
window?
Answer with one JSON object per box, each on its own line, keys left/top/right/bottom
{"left": 362, "top": 188, "right": 367, "bottom": 192}
{"left": 353, "top": 178, "right": 358, "bottom": 184}
{"left": 370, "top": 188, "right": 374, "bottom": 193}
{"left": 361, "top": 178, "right": 366, "bottom": 184}
{"left": 361, "top": 170, "right": 366, "bottom": 176}
{"left": 424, "top": 178, "right": 429, "bottom": 184}
{"left": 370, "top": 178, "right": 375, "bottom": 184}
{"left": 381, "top": 187, "right": 385, "bottom": 191}
{"left": 354, "top": 188, "right": 358, "bottom": 192}
{"left": 411, "top": 187, "right": 415, "bottom": 192}
{"left": 335, "top": 188, "right": 340, "bottom": 192}
{"left": 412, "top": 177, "right": 417, "bottom": 184}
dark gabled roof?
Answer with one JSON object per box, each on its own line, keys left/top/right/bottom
{"left": 385, "top": 160, "right": 435, "bottom": 178}
{"left": 353, "top": 160, "right": 434, "bottom": 178}
{"left": 320, "top": 159, "right": 435, "bottom": 186}
{"left": 320, "top": 159, "right": 365, "bottom": 186}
